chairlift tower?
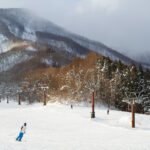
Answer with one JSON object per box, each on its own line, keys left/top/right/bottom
{"left": 91, "top": 90, "right": 95, "bottom": 118}
{"left": 17, "top": 89, "right": 22, "bottom": 105}
{"left": 41, "top": 85, "right": 49, "bottom": 106}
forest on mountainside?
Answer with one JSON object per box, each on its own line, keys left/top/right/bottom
{"left": 17, "top": 52, "right": 150, "bottom": 113}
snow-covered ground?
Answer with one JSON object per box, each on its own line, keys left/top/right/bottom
{"left": 0, "top": 100, "right": 150, "bottom": 150}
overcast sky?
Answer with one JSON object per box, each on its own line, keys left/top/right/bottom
{"left": 1, "top": 0, "right": 150, "bottom": 56}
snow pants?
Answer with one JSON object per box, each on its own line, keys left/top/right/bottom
{"left": 16, "top": 132, "right": 24, "bottom": 141}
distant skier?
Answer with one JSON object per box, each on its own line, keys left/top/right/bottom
{"left": 107, "top": 109, "right": 109, "bottom": 115}
{"left": 16, "top": 123, "right": 27, "bottom": 141}
{"left": 71, "top": 104, "right": 73, "bottom": 109}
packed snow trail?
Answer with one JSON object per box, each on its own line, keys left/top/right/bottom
{"left": 0, "top": 101, "right": 150, "bottom": 150}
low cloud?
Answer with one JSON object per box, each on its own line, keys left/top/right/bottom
{"left": 75, "top": 0, "right": 119, "bottom": 14}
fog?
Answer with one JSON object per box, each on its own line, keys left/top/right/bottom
{"left": 1, "top": 0, "right": 150, "bottom": 57}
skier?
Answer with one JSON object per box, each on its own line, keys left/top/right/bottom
{"left": 16, "top": 123, "right": 27, "bottom": 141}
{"left": 107, "top": 109, "right": 109, "bottom": 115}
{"left": 71, "top": 104, "right": 73, "bottom": 109}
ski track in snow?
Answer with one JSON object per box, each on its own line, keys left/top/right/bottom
{"left": 0, "top": 101, "right": 150, "bottom": 150}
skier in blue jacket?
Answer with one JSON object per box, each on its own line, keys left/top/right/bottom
{"left": 16, "top": 123, "right": 27, "bottom": 141}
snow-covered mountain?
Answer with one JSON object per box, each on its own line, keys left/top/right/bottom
{"left": 0, "top": 8, "right": 147, "bottom": 65}
{"left": 0, "top": 8, "right": 150, "bottom": 86}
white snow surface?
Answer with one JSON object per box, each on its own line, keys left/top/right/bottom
{"left": 0, "top": 101, "right": 150, "bottom": 150}
{"left": 26, "top": 46, "right": 36, "bottom": 51}
{"left": 41, "top": 58, "right": 53, "bottom": 66}
{"left": 22, "top": 27, "right": 37, "bottom": 42}
{"left": 0, "top": 34, "right": 10, "bottom": 53}
{"left": 0, "top": 52, "right": 32, "bottom": 72}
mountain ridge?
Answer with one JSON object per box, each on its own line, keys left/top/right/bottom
{"left": 0, "top": 8, "right": 148, "bottom": 67}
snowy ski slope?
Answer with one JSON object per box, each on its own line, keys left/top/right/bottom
{"left": 0, "top": 100, "right": 150, "bottom": 150}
